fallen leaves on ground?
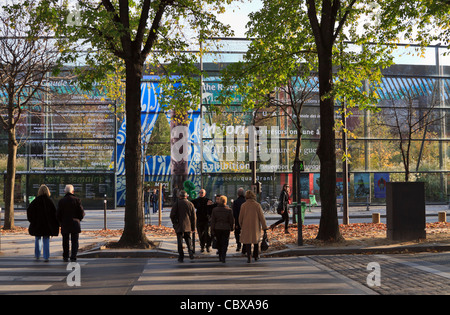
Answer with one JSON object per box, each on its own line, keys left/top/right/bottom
{"left": 144, "top": 224, "right": 174, "bottom": 237}
{"left": 0, "top": 226, "right": 27, "bottom": 234}
{"left": 82, "top": 229, "right": 123, "bottom": 238}
{"left": 267, "top": 222, "right": 450, "bottom": 250}
{"left": 2, "top": 222, "right": 449, "bottom": 251}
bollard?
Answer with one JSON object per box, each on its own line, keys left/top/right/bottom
{"left": 438, "top": 211, "right": 447, "bottom": 223}
{"left": 372, "top": 212, "right": 381, "bottom": 224}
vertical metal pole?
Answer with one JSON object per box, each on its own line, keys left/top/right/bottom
{"left": 159, "top": 183, "right": 162, "bottom": 226}
{"left": 436, "top": 45, "right": 447, "bottom": 199}
{"left": 297, "top": 202, "right": 303, "bottom": 246}
{"left": 103, "top": 194, "right": 107, "bottom": 230}
{"left": 250, "top": 124, "right": 257, "bottom": 187}
{"left": 342, "top": 100, "right": 349, "bottom": 225}
{"left": 114, "top": 101, "right": 117, "bottom": 209}
{"left": 296, "top": 164, "right": 303, "bottom": 246}
{"left": 200, "top": 39, "right": 204, "bottom": 189}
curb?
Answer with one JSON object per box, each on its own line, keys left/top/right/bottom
{"left": 78, "top": 249, "right": 176, "bottom": 259}
{"left": 262, "top": 244, "right": 450, "bottom": 257}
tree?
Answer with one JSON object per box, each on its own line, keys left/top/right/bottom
{"left": 0, "top": 1, "right": 66, "bottom": 229}
{"left": 59, "top": 0, "right": 234, "bottom": 247}
{"left": 221, "top": 62, "right": 319, "bottom": 203}
{"left": 221, "top": 0, "right": 393, "bottom": 241}
{"left": 374, "top": 83, "right": 444, "bottom": 182}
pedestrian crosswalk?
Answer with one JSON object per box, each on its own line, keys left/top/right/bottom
{"left": 0, "top": 258, "right": 86, "bottom": 294}
{"left": 0, "top": 256, "right": 378, "bottom": 295}
{"left": 131, "top": 257, "right": 375, "bottom": 295}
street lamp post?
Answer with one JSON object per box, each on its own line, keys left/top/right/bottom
{"left": 293, "top": 158, "right": 303, "bottom": 246}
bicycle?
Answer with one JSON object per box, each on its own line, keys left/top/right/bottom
{"left": 261, "top": 197, "right": 279, "bottom": 214}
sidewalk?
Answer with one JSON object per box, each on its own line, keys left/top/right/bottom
{"left": 10, "top": 203, "right": 450, "bottom": 225}
{"left": 2, "top": 205, "right": 450, "bottom": 260}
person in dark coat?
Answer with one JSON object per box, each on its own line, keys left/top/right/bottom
{"left": 27, "top": 185, "right": 59, "bottom": 262}
{"left": 150, "top": 189, "right": 158, "bottom": 214}
{"left": 144, "top": 186, "right": 150, "bottom": 215}
{"left": 232, "top": 187, "right": 246, "bottom": 252}
{"left": 192, "top": 189, "right": 213, "bottom": 253}
{"left": 211, "top": 195, "right": 234, "bottom": 263}
{"left": 56, "top": 184, "right": 85, "bottom": 262}
{"left": 170, "top": 190, "right": 196, "bottom": 262}
{"left": 270, "top": 184, "right": 291, "bottom": 234}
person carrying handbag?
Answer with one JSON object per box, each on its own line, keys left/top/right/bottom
{"left": 239, "top": 190, "right": 268, "bottom": 263}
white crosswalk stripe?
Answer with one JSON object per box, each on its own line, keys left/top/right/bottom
{"left": 131, "top": 257, "right": 374, "bottom": 295}
{"left": 0, "top": 258, "right": 86, "bottom": 293}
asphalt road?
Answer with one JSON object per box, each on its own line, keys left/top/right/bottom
{"left": 1, "top": 253, "right": 448, "bottom": 296}
{"left": 13, "top": 205, "right": 448, "bottom": 231}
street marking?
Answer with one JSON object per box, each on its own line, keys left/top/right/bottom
{"left": 376, "top": 255, "right": 450, "bottom": 280}
{"left": 131, "top": 257, "right": 370, "bottom": 294}
{"left": 0, "top": 285, "right": 52, "bottom": 292}
{"left": 0, "top": 276, "right": 66, "bottom": 282}
{"left": 0, "top": 259, "right": 87, "bottom": 293}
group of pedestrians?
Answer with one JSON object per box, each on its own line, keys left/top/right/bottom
{"left": 26, "top": 184, "right": 85, "bottom": 262}
{"left": 170, "top": 187, "right": 268, "bottom": 263}
{"left": 26, "top": 182, "right": 290, "bottom": 264}
{"left": 144, "top": 187, "right": 163, "bottom": 215}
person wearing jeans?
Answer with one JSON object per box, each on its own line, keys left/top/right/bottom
{"left": 27, "top": 184, "right": 59, "bottom": 262}
{"left": 34, "top": 236, "right": 50, "bottom": 261}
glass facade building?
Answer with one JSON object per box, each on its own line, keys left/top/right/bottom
{"left": 1, "top": 40, "right": 449, "bottom": 209}
{"left": 0, "top": 77, "right": 117, "bottom": 209}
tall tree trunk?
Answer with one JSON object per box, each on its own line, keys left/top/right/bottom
{"left": 118, "top": 60, "right": 151, "bottom": 247}
{"left": 4, "top": 127, "right": 17, "bottom": 230}
{"left": 316, "top": 49, "right": 342, "bottom": 241}
{"left": 306, "top": 0, "right": 342, "bottom": 242}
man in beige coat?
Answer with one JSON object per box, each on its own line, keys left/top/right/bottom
{"left": 238, "top": 190, "right": 268, "bottom": 263}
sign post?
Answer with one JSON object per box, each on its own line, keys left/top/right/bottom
{"left": 159, "top": 183, "right": 162, "bottom": 226}
{"left": 103, "top": 194, "right": 107, "bottom": 230}
{"left": 293, "top": 159, "right": 304, "bottom": 246}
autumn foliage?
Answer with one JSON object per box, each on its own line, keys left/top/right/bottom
{"left": 2, "top": 222, "right": 449, "bottom": 251}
